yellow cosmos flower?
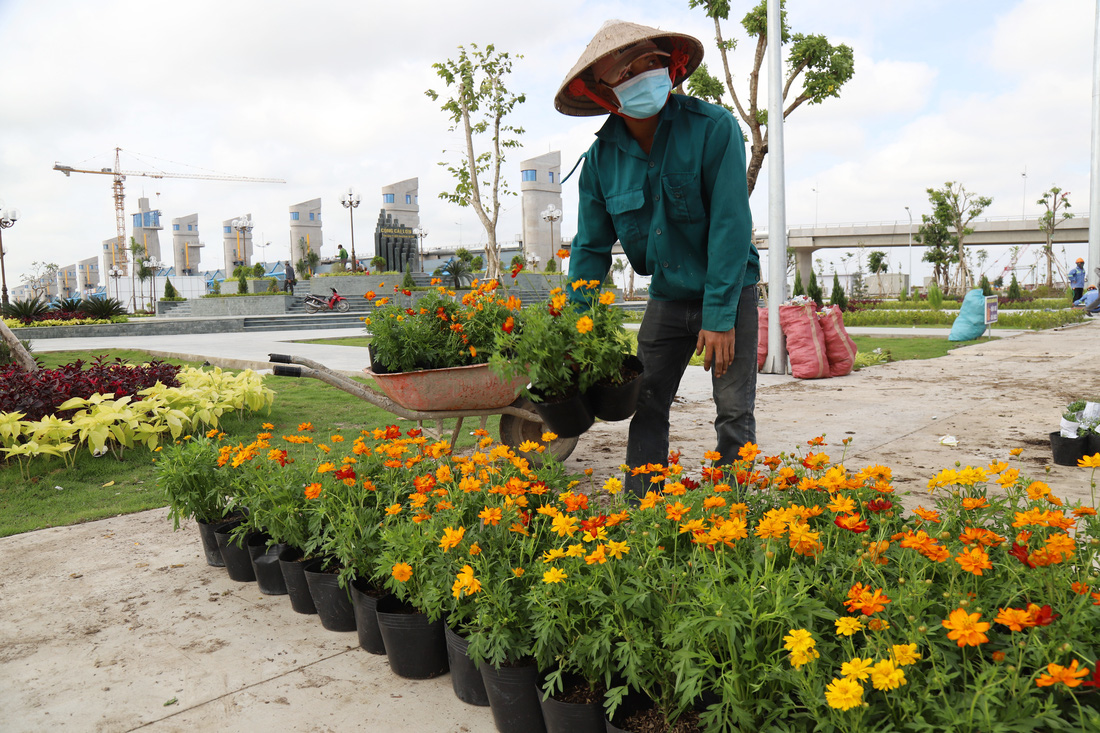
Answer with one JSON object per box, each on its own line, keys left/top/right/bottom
{"left": 834, "top": 617, "right": 864, "bottom": 636}
{"left": 543, "top": 567, "right": 567, "bottom": 584}
{"left": 840, "top": 657, "right": 874, "bottom": 682}
{"left": 552, "top": 514, "right": 579, "bottom": 537}
{"left": 439, "top": 526, "right": 466, "bottom": 551}
{"left": 576, "top": 316, "right": 594, "bottom": 334}
{"left": 565, "top": 544, "right": 586, "bottom": 558}
{"left": 890, "top": 644, "right": 921, "bottom": 666}
{"left": 870, "top": 660, "right": 906, "bottom": 691}
{"left": 542, "top": 548, "right": 567, "bottom": 563}
{"left": 825, "top": 677, "right": 863, "bottom": 710}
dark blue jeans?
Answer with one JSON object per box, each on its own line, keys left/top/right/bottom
{"left": 625, "top": 286, "right": 758, "bottom": 497}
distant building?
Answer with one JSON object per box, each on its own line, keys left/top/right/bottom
{"left": 171, "top": 213, "right": 203, "bottom": 275}
{"left": 102, "top": 236, "right": 129, "bottom": 277}
{"left": 222, "top": 215, "right": 254, "bottom": 269}
{"left": 289, "top": 199, "right": 323, "bottom": 264}
{"left": 55, "top": 264, "right": 77, "bottom": 300}
{"left": 519, "top": 151, "right": 563, "bottom": 270}
{"left": 131, "top": 197, "right": 164, "bottom": 262}
{"left": 381, "top": 179, "right": 419, "bottom": 231}
{"left": 76, "top": 257, "right": 100, "bottom": 297}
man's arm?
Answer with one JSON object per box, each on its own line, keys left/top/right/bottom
{"left": 567, "top": 149, "right": 617, "bottom": 300}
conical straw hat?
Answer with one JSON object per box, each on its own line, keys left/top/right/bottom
{"left": 555, "top": 20, "right": 704, "bottom": 117}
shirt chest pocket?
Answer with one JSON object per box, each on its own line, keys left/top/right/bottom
{"left": 606, "top": 189, "right": 645, "bottom": 245}
{"left": 662, "top": 173, "right": 706, "bottom": 224}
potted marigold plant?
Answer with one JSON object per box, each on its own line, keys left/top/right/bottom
{"left": 365, "top": 281, "right": 527, "bottom": 411}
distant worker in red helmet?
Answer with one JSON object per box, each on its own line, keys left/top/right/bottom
{"left": 1069, "top": 257, "right": 1087, "bottom": 302}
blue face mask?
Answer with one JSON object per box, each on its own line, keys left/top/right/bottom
{"left": 612, "top": 68, "right": 672, "bottom": 119}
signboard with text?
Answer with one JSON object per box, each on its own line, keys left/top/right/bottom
{"left": 984, "top": 295, "right": 998, "bottom": 325}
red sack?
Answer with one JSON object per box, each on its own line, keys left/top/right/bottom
{"left": 818, "top": 305, "right": 858, "bottom": 377}
{"left": 757, "top": 307, "right": 768, "bottom": 369}
{"left": 778, "top": 304, "right": 829, "bottom": 379}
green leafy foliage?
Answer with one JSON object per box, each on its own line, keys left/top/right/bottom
{"left": 1008, "top": 273, "right": 1023, "bottom": 301}
{"left": 806, "top": 270, "right": 823, "bottom": 308}
{"left": 162, "top": 278, "right": 179, "bottom": 300}
{"left": 792, "top": 269, "right": 805, "bottom": 297}
{"left": 157, "top": 435, "right": 236, "bottom": 527}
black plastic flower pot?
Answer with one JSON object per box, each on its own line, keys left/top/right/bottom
{"left": 196, "top": 519, "right": 226, "bottom": 567}
{"left": 1087, "top": 431, "right": 1100, "bottom": 460}
{"left": 1051, "top": 431, "right": 1088, "bottom": 467}
{"left": 585, "top": 355, "right": 644, "bottom": 422}
{"left": 277, "top": 546, "right": 317, "bottom": 615}
{"left": 479, "top": 658, "right": 546, "bottom": 733}
{"left": 445, "top": 625, "right": 489, "bottom": 707}
{"left": 375, "top": 595, "right": 448, "bottom": 679}
{"left": 246, "top": 534, "right": 287, "bottom": 595}
{"left": 530, "top": 388, "right": 595, "bottom": 439}
{"left": 350, "top": 579, "right": 387, "bottom": 655}
{"left": 214, "top": 521, "right": 256, "bottom": 582}
{"left": 302, "top": 558, "right": 356, "bottom": 632}
{"left": 537, "top": 671, "right": 603, "bottom": 733}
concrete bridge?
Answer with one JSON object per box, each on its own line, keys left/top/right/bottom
{"left": 753, "top": 214, "right": 1090, "bottom": 284}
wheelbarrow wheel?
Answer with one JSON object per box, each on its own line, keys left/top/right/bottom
{"left": 498, "top": 400, "right": 578, "bottom": 463}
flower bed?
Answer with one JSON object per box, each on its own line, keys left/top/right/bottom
{"left": 170, "top": 424, "right": 1100, "bottom": 732}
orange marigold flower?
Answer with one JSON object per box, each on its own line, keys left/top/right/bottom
{"left": 391, "top": 562, "right": 412, "bottom": 582}
{"left": 942, "top": 608, "right": 990, "bottom": 647}
{"left": 961, "top": 497, "right": 989, "bottom": 510}
{"left": 994, "top": 607, "right": 1035, "bottom": 632}
{"left": 304, "top": 482, "right": 322, "bottom": 500}
{"left": 738, "top": 442, "right": 761, "bottom": 461}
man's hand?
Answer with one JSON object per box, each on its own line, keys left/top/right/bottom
{"left": 695, "top": 328, "right": 736, "bottom": 378}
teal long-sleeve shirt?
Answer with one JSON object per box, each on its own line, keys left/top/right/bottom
{"left": 567, "top": 94, "right": 759, "bottom": 332}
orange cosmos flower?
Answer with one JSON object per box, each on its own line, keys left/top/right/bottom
{"left": 843, "top": 584, "right": 891, "bottom": 616}
{"left": 439, "top": 526, "right": 465, "bottom": 551}
{"left": 961, "top": 497, "right": 989, "bottom": 510}
{"left": 942, "top": 608, "right": 990, "bottom": 647}
{"left": 665, "top": 501, "right": 690, "bottom": 522}
{"left": 391, "top": 563, "right": 412, "bottom": 582}
{"left": 993, "top": 607, "right": 1035, "bottom": 631}
{"left": 479, "top": 506, "right": 503, "bottom": 526}
{"left": 576, "top": 316, "right": 594, "bottom": 334}
{"left": 738, "top": 442, "right": 761, "bottom": 461}
{"left": 954, "top": 546, "right": 993, "bottom": 576}
{"left": 1036, "top": 660, "right": 1090, "bottom": 688}
{"left": 304, "top": 483, "right": 322, "bottom": 499}
{"left": 913, "top": 506, "right": 941, "bottom": 523}
{"left": 599, "top": 291, "right": 616, "bottom": 305}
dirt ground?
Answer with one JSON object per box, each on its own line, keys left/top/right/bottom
{"left": 1, "top": 322, "right": 1098, "bottom": 732}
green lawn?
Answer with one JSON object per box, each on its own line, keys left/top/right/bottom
{"left": 0, "top": 349, "right": 497, "bottom": 537}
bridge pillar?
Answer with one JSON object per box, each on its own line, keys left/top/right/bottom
{"left": 790, "top": 236, "right": 816, "bottom": 292}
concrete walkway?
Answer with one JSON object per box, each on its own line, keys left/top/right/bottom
{"left": 3, "top": 322, "right": 1095, "bottom": 732}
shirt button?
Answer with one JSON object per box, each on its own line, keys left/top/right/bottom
{"left": 655, "top": 228, "right": 662, "bottom": 235}
{"left": 649, "top": 161, "right": 655, "bottom": 168}
{"left": 653, "top": 194, "right": 660, "bottom": 202}
{"left": 662, "top": 261, "right": 670, "bottom": 268}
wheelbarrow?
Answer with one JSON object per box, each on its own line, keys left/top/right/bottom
{"left": 267, "top": 353, "right": 578, "bottom": 461}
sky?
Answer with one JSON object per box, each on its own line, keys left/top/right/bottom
{"left": 0, "top": 0, "right": 1095, "bottom": 290}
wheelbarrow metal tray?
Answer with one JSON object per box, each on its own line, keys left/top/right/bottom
{"left": 364, "top": 363, "right": 527, "bottom": 412}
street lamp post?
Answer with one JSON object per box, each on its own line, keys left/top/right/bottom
{"left": 541, "top": 204, "right": 562, "bottom": 272}
{"left": 341, "top": 188, "right": 361, "bottom": 272}
{"left": 905, "top": 206, "right": 913, "bottom": 295}
{"left": 0, "top": 202, "right": 19, "bottom": 309}
{"left": 142, "top": 257, "right": 161, "bottom": 312}
{"left": 108, "top": 266, "right": 124, "bottom": 302}
{"left": 231, "top": 215, "right": 254, "bottom": 268}
{"left": 413, "top": 227, "right": 429, "bottom": 273}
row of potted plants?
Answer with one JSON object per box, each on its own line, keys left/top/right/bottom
{"left": 1051, "top": 399, "right": 1100, "bottom": 466}
{"left": 159, "top": 421, "right": 1100, "bottom": 733}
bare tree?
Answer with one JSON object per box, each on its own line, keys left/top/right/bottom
{"left": 1037, "top": 186, "right": 1073, "bottom": 288}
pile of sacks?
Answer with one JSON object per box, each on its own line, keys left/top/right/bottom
{"left": 757, "top": 295, "right": 858, "bottom": 379}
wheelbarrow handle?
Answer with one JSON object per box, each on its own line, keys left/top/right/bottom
{"left": 272, "top": 364, "right": 303, "bottom": 378}
{"left": 268, "top": 353, "right": 293, "bottom": 364}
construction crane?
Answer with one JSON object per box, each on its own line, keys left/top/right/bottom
{"left": 54, "top": 147, "right": 285, "bottom": 272}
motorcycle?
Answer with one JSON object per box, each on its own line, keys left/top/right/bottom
{"left": 304, "top": 287, "right": 350, "bottom": 313}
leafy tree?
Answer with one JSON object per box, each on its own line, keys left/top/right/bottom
{"left": 915, "top": 213, "right": 954, "bottom": 294}
{"left": 867, "top": 250, "right": 889, "bottom": 297}
{"left": 511, "top": 254, "right": 526, "bottom": 267}
{"left": 1007, "top": 273, "right": 1023, "bottom": 301}
{"left": 925, "top": 182, "right": 992, "bottom": 295}
{"left": 545, "top": 259, "right": 557, "bottom": 274}
{"left": 1037, "top": 186, "right": 1073, "bottom": 288}
{"left": 427, "top": 44, "right": 525, "bottom": 280}
{"left": 792, "top": 269, "right": 804, "bottom": 297}
{"left": 163, "top": 278, "right": 178, "bottom": 300}
{"left": 807, "top": 269, "right": 823, "bottom": 308}
{"left": 402, "top": 267, "right": 416, "bottom": 290}
{"left": 237, "top": 273, "right": 248, "bottom": 294}
{"left": 829, "top": 273, "right": 847, "bottom": 311}
{"left": 252, "top": 262, "right": 266, "bottom": 278}
{"left": 455, "top": 247, "right": 473, "bottom": 263}
{"left": 686, "top": 0, "right": 854, "bottom": 195}
{"left": 471, "top": 255, "right": 484, "bottom": 271}
{"left": 211, "top": 279, "right": 222, "bottom": 295}
{"left": 611, "top": 258, "right": 627, "bottom": 289}
{"left": 979, "top": 274, "right": 993, "bottom": 296}
{"left": 371, "top": 256, "right": 388, "bottom": 273}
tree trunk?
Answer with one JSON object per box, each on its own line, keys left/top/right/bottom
{"left": 0, "top": 319, "right": 37, "bottom": 372}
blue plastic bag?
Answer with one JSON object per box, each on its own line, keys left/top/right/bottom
{"left": 949, "top": 289, "right": 988, "bottom": 341}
